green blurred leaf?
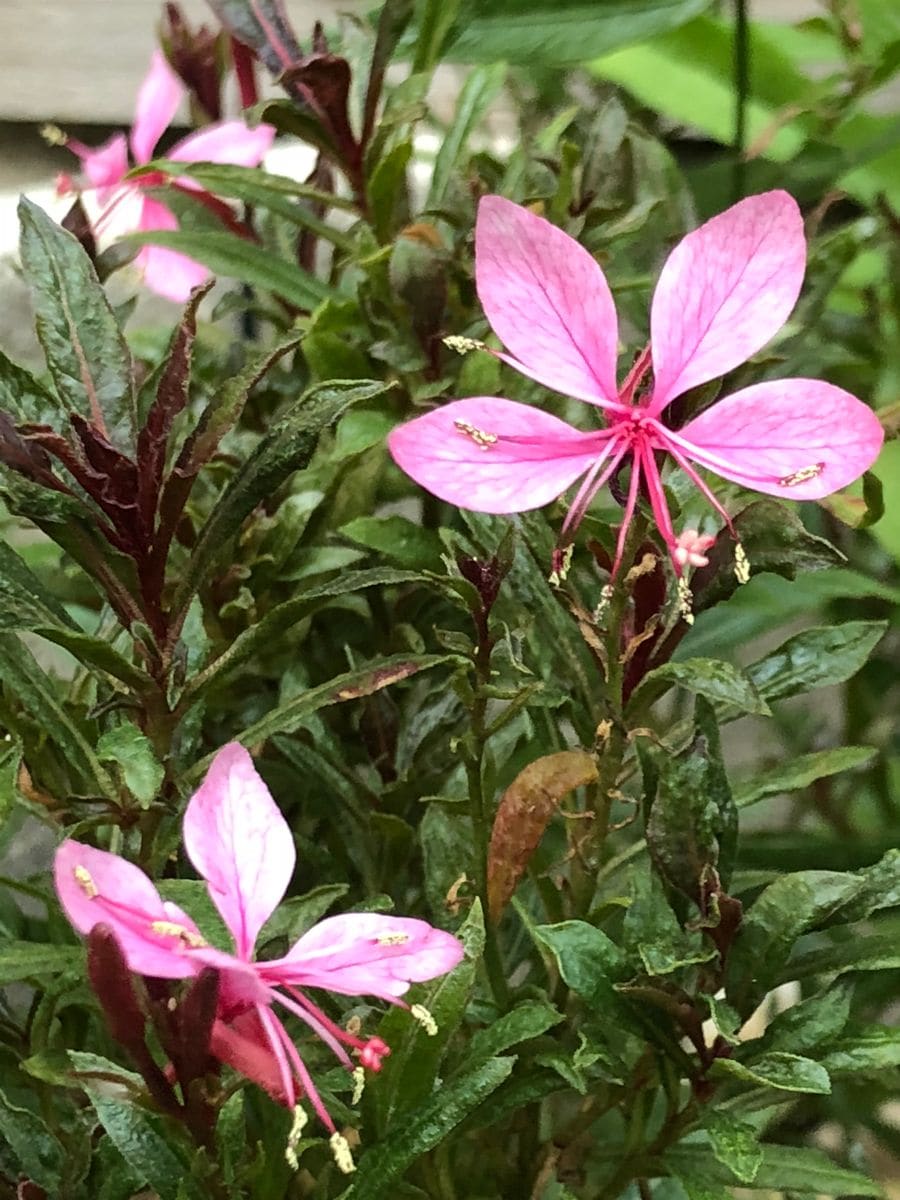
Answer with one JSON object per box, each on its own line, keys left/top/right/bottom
{"left": 746, "top": 621, "right": 887, "bottom": 702}
{"left": 126, "top": 229, "right": 332, "bottom": 309}
{"left": 623, "top": 868, "right": 717, "bottom": 976}
{"left": 442, "top": 0, "right": 712, "bottom": 64}
{"left": 734, "top": 746, "right": 877, "bottom": 809}
{"left": 428, "top": 63, "right": 506, "bottom": 206}
{"left": 18, "top": 198, "right": 135, "bottom": 452}
{"left": 820, "top": 1026, "right": 900, "bottom": 1075}
{"left": 0, "top": 1084, "right": 65, "bottom": 1190}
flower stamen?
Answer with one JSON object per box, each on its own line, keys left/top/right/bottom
{"left": 330, "top": 1132, "right": 356, "bottom": 1174}
{"left": 410, "top": 1004, "right": 438, "bottom": 1036}
{"left": 778, "top": 462, "right": 825, "bottom": 487}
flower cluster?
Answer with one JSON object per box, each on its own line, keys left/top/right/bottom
{"left": 55, "top": 743, "right": 464, "bottom": 1171}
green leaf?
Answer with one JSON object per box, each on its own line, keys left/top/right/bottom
{"left": 628, "top": 658, "right": 770, "bottom": 718}
{"left": 258, "top": 883, "right": 349, "bottom": 945}
{"left": 0, "top": 634, "right": 115, "bottom": 797}
{"left": 0, "top": 941, "right": 83, "bottom": 984}
{"left": 372, "top": 900, "right": 483, "bottom": 1129}
{"left": 339, "top": 516, "right": 444, "bottom": 570}
{"left": 156, "top": 879, "right": 231, "bottom": 950}
{"left": 623, "top": 868, "right": 716, "bottom": 976}
{"left": 645, "top": 700, "right": 735, "bottom": 902}
{"left": 428, "top": 63, "right": 506, "bottom": 206}
{"left": 412, "top": 0, "right": 463, "bottom": 71}
{"left": 172, "top": 380, "right": 389, "bottom": 620}
{"left": 18, "top": 197, "right": 135, "bottom": 453}
{"left": 725, "top": 871, "right": 867, "bottom": 1013}
{"left": 746, "top": 621, "right": 886, "bottom": 702}
{"left": 190, "top": 653, "right": 458, "bottom": 769}
{"left": 464, "top": 998, "right": 563, "bottom": 1069}
{"left": 348, "top": 1056, "right": 515, "bottom": 1199}
{"left": 96, "top": 722, "right": 164, "bottom": 807}
{"left": 0, "top": 346, "right": 61, "bottom": 426}
{"left": 702, "top": 1109, "right": 762, "bottom": 1184}
{"left": 764, "top": 983, "right": 853, "bottom": 1055}
{"left": 126, "top": 229, "right": 331, "bottom": 309}
{"left": 0, "top": 1084, "right": 65, "bottom": 1190}
{"left": 662, "top": 1142, "right": 883, "bottom": 1195}
{"left": 139, "top": 161, "right": 357, "bottom": 249}
{"left": 535, "top": 921, "right": 628, "bottom": 1012}
{"left": 442, "top": 0, "right": 712, "bottom": 64}
{"left": 713, "top": 1051, "right": 831, "bottom": 1095}
{"left": 734, "top": 746, "right": 877, "bottom": 809}
{"left": 789, "top": 932, "right": 900, "bottom": 980}
{"left": 77, "top": 1079, "right": 199, "bottom": 1200}
{"left": 820, "top": 1026, "right": 900, "bottom": 1075}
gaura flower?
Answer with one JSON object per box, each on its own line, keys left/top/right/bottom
{"left": 57, "top": 50, "right": 274, "bottom": 302}
{"left": 55, "top": 742, "right": 463, "bottom": 1170}
{"left": 389, "top": 192, "right": 884, "bottom": 598}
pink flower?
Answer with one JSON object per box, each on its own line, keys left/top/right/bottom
{"left": 60, "top": 50, "right": 274, "bottom": 302}
{"left": 54, "top": 743, "right": 463, "bottom": 1164}
{"left": 389, "top": 193, "right": 884, "bottom": 595}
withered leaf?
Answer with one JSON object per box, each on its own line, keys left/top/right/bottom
{"left": 487, "top": 750, "right": 598, "bottom": 923}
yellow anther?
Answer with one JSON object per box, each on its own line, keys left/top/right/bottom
{"left": 285, "top": 1105, "right": 308, "bottom": 1170}
{"left": 410, "top": 1004, "right": 438, "bottom": 1036}
{"left": 733, "top": 543, "right": 750, "bottom": 586}
{"left": 778, "top": 461, "right": 824, "bottom": 488}
{"left": 40, "top": 123, "right": 68, "bottom": 147}
{"left": 443, "top": 335, "right": 487, "bottom": 355}
{"left": 376, "top": 932, "right": 412, "bottom": 946}
{"left": 330, "top": 1131, "right": 356, "bottom": 1174}
{"left": 677, "top": 576, "right": 695, "bottom": 626}
{"left": 351, "top": 1065, "right": 366, "bottom": 1105}
{"left": 149, "top": 921, "right": 207, "bottom": 949}
{"left": 74, "top": 865, "right": 98, "bottom": 899}
{"left": 453, "top": 419, "right": 497, "bottom": 450}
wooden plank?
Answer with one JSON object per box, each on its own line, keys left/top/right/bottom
{"left": 0, "top": 0, "right": 365, "bottom": 122}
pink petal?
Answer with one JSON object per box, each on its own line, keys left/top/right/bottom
{"left": 260, "top": 913, "right": 464, "bottom": 1000}
{"left": 388, "top": 397, "right": 605, "bottom": 514}
{"left": 648, "top": 191, "right": 806, "bottom": 413}
{"left": 475, "top": 196, "right": 620, "bottom": 407}
{"left": 54, "top": 840, "right": 202, "bottom": 978}
{"left": 182, "top": 743, "right": 296, "bottom": 961}
{"left": 676, "top": 378, "right": 884, "bottom": 499}
{"left": 70, "top": 133, "right": 129, "bottom": 204}
{"left": 133, "top": 196, "right": 210, "bottom": 301}
{"left": 130, "top": 49, "right": 184, "bottom": 164}
{"left": 168, "top": 121, "right": 275, "bottom": 168}
{"left": 210, "top": 1010, "right": 294, "bottom": 1107}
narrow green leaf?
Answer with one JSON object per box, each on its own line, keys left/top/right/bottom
{"left": 258, "top": 884, "right": 350, "bottom": 945}
{"left": 189, "top": 653, "right": 459, "bottom": 770}
{"left": 821, "top": 1026, "right": 900, "bottom": 1075}
{"left": 712, "top": 1051, "right": 831, "bottom": 1095}
{"left": 747, "top": 621, "right": 886, "bottom": 702}
{"left": 372, "top": 900, "right": 483, "bottom": 1129}
{"left": 172, "top": 380, "right": 389, "bottom": 620}
{"left": 764, "top": 983, "right": 853, "bottom": 1055}
{"left": 0, "top": 346, "right": 61, "bottom": 426}
{"left": 348, "top": 1056, "right": 515, "bottom": 1199}
{"left": 628, "top": 657, "right": 770, "bottom": 717}
{"left": 0, "top": 634, "right": 115, "bottom": 797}
{"left": 18, "top": 197, "right": 135, "bottom": 452}
{"left": 662, "top": 1142, "right": 883, "bottom": 1196}
{"left": 428, "top": 63, "right": 506, "bottom": 206}
{"left": 339, "top": 516, "right": 444, "bottom": 570}
{"left": 464, "top": 999, "right": 563, "bottom": 1068}
{"left": 126, "top": 229, "right": 332, "bottom": 309}
{"left": 412, "top": 0, "right": 463, "bottom": 71}
{"left": 734, "top": 745, "right": 877, "bottom": 809}
{"left": 789, "top": 933, "right": 900, "bottom": 980}
{"left": 0, "top": 941, "right": 83, "bottom": 984}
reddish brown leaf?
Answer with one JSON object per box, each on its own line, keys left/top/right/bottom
{"left": 487, "top": 750, "right": 598, "bottom": 923}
